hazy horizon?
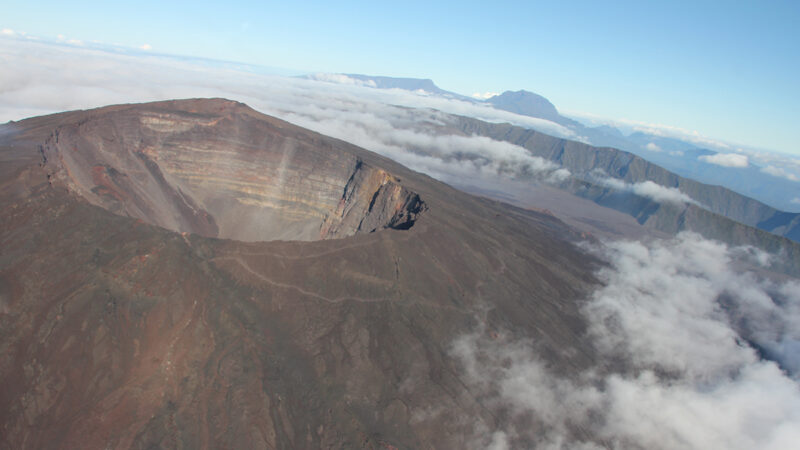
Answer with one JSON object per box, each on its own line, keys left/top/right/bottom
{"left": 2, "top": 0, "right": 799, "bottom": 157}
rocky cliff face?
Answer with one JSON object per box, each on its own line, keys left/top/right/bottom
{"left": 40, "top": 100, "right": 425, "bottom": 242}
{"left": 449, "top": 115, "right": 800, "bottom": 265}
{"left": 452, "top": 116, "right": 798, "bottom": 230}
{"left": 318, "top": 160, "right": 425, "bottom": 238}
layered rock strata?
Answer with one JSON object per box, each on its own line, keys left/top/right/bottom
{"left": 40, "top": 101, "right": 425, "bottom": 242}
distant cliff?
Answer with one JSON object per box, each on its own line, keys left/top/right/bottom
{"left": 449, "top": 115, "right": 800, "bottom": 274}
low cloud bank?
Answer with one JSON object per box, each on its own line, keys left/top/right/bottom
{"left": 0, "top": 38, "right": 572, "bottom": 187}
{"left": 305, "top": 73, "right": 377, "bottom": 87}
{"left": 279, "top": 107, "right": 571, "bottom": 184}
{"left": 569, "top": 112, "right": 800, "bottom": 185}
{"left": 0, "top": 37, "right": 576, "bottom": 140}
{"left": 565, "top": 112, "right": 735, "bottom": 152}
{"left": 454, "top": 232, "right": 800, "bottom": 449}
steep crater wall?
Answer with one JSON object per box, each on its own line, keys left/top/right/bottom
{"left": 40, "top": 106, "right": 425, "bottom": 241}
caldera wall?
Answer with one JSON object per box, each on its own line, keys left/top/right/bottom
{"left": 41, "top": 102, "right": 425, "bottom": 242}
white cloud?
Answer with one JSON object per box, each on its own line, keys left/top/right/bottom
{"left": 599, "top": 177, "right": 700, "bottom": 206}
{"left": 278, "top": 103, "right": 570, "bottom": 184}
{"left": 570, "top": 110, "right": 800, "bottom": 185}
{"left": 632, "top": 180, "right": 700, "bottom": 206}
{"left": 1, "top": 28, "right": 14, "bottom": 36}
{"left": 699, "top": 152, "right": 749, "bottom": 168}
{"left": 140, "top": 44, "right": 152, "bottom": 51}
{"left": 564, "top": 110, "right": 735, "bottom": 151}
{"left": 645, "top": 142, "right": 662, "bottom": 152}
{"left": 633, "top": 123, "right": 733, "bottom": 150}
{"left": 761, "top": 165, "right": 800, "bottom": 182}
{"left": 748, "top": 150, "right": 800, "bottom": 170}
{"left": 471, "top": 91, "right": 499, "bottom": 100}
{"left": 453, "top": 232, "right": 800, "bottom": 449}
{"left": 584, "top": 234, "right": 796, "bottom": 378}
{"left": 792, "top": 198, "right": 800, "bottom": 205}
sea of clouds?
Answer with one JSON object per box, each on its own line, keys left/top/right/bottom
{"left": 454, "top": 233, "right": 800, "bottom": 449}
{"left": 0, "top": 37, "right": 576, "bottom": 187}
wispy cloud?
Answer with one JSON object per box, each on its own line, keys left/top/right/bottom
{"left": 699, "top": 152, "right": 749, "bottom": 168}
{"left": 569, "top": 110, "right": 800, "bottom": 185}
{"left": 565, "top": 110, "right": 736, "bottom": 151}
{"left": 598, "top": 176, "right": 700, "bottom": 206}
{"left": 761, "top": 165, "right": 800, "bottom": 182}
{"left": 630, "top": 122, "right": 732, "bottom": 150}
{"left": 453, "top": 232, "right": 800, "bottom": 449}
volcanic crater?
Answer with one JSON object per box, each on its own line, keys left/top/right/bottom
{"left": 0, "top": 98, "right": 600, "bottom": 449}
{"left": 40, "top": 98, "right": 426, "bottom": 242}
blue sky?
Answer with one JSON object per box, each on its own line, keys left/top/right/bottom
{"left": 3, "top": 0, "right": 799, "bottom": 155}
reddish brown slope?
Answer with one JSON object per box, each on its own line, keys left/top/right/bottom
{"left": 0, "top": 99, "right": 598, "bottom": 449}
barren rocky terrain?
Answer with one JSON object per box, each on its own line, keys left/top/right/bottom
{"left": 0, "top": 99, "right": 600, "bottom": 448}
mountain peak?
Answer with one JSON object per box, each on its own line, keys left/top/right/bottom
{"left": 486, "top": 90, "right": 560, "bottom": 121}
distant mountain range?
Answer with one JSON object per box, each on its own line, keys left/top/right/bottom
{"left": 296, "top": 74, "right": 800, "bottom": 268}
{"left": 317, "top": 74, "right": 800, "bottom": 213}
{"left": 448, "top": 115, "right": 800, "bottom": 273}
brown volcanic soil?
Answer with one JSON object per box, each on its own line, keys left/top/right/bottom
{"left": 0, "top": 99, "right": 599, "bottom": 449}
